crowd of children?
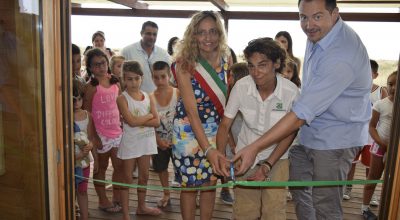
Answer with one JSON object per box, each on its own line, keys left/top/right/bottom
{"left": 71, "top": 23, "right": 397, "bottom": 220}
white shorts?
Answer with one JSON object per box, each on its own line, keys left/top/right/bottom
{"left": 97, "top": 133, "right": 122, "bottom": 154}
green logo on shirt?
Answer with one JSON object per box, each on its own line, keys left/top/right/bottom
{"left": 276, "top": 102, "right": 283, "bottom": 110}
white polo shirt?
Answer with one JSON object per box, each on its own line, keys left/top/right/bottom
{"left": 121, "top": 42, "right": 171, "bottom": 93}
{"left": 224, "top": 75, "right": 299, "bottom": 167}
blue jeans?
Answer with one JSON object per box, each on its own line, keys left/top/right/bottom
{"left": 289, "top": 145, "right": 361, "bottom": 220}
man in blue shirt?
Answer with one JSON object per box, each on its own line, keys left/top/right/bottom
{"left": 220, "top": 0, "right": 372, "bottom": 219}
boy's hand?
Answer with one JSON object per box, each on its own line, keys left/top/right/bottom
{"left": 247, "top": 166, "right": 269, "bottom": 181}
{"left": 158, "top": 140, "right": 170, "bottom": 150}
{"left": 232, "top": 145, "right": 258, "bottom": 175}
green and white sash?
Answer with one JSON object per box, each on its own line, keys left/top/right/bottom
{"left": 171, "top": 59, "right": 227, "bottom": 118}
{"left": 194, "top": 59, "right": 227, "bottom": 118}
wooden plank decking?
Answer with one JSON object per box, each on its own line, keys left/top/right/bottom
{"left": 86, "top": 163, "right": 380, "bottom": 220}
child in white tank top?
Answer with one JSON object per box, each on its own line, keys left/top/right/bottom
{"left": 362, "top": 71, "right": 397, "bottom": 217}
{"left": 73, "top": 80, "right": 95, "bottom": 220}
{"left": 117, "top": 61, "right": 161, "bottom": 219}
{"left": 150, "top": 61, "right": 180, "bottom": 208}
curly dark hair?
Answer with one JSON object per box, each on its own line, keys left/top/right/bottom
{"left": 244, "top": 37, "right": 287, "bottom": 73}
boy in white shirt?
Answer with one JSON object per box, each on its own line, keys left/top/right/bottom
{"left": 216, "top": 38, "right": 299, "bottom": 220}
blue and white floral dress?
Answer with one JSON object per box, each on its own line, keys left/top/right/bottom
{"left": 172, "top": 61, "right": 228, "bottom": 187}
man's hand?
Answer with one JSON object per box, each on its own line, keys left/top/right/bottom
{"left": 232, "top": 145, "right": 258, "bottom": 175}
{"left": 207, "top": 148, "right": 230, "bottom": 177}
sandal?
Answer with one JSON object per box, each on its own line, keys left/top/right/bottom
{"left": 98, "top": 204, "right": 122, "bottom": 213}
{"left": 157, "top": 198, "right": 171, "bottom": 208}
{"left": 113, "top": 201, "right": 122, "bottom": 209}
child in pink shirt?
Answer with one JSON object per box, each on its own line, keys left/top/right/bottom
{"left": 83, "top": 48, "right": 122, "bottom": 213}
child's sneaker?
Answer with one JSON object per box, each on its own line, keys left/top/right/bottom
{"left": 343, "top": 185, "right": 352, "bottom": 200}
{"left": 370, "top": 194, "right": 379, "bottom": 207}
{"left": 287, "top": 192, "right": 293, "bottom": 201}
{"left": 362, "top": 208, "right": 377, "bottom": 220}
{"left": 220, "top": 190, "right": 234, "bottom": 205}
{"left": 196, "top": 195, "right": 200, "bottom": 207}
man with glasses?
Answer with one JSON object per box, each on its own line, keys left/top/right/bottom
{"left": 121, "top": 21, "right": 171, "bottom": 93}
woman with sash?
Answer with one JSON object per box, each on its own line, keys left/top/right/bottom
{"left": 171, "top": 11, "right": 231, "bottom": 219}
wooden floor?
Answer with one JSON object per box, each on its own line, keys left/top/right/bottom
{"left": 86, "top": 162, "right": 380, "bottom": 220}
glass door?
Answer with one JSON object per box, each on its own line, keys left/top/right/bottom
{"left": 0, "top": 0, "right": 73, "bottom": 219}
{"left": 0, "top": 0, "right": 48, "bottom": 219}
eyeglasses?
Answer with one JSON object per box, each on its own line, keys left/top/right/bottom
{"left": 92, "top": 60, "right": 107, "bottom": 68}
{"left": 196, "top": 28, "right": 219, "bottom": 37}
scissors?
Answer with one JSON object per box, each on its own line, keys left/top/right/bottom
{"left": 230, "top": 162, "right": 235, "bottom": 182}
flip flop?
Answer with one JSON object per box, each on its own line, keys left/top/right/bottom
{"left": 113, "top": 201, "right": 122, "bottom": 209}
{"left": 98, "top": 204, "right": 122, "bottom": 213}
{"left": 157, "top": 198, "right": 171, "bottom": 208}
{"left": 136, "top": 207, "right": 162, "bottom": 216}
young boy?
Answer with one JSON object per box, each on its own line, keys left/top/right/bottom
{"left": 216, "top": 38, "right": 299, "bottom": 219}
{"left": 150, "top": 61, "right": 180, "bottom": 208}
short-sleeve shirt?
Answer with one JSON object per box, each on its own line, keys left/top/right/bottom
{"left": 121, "top": 42, "right": 171, "bottom": 93}
{"left": 292, "top": 18, "right": 372, "bottom": 150}
{"left": 224, "top": 75, "right": 299, "bottom": 167}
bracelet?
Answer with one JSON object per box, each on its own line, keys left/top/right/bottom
{"left": 260, "top": 162, "right": 272, "bottom": 172}
{"left": 264, "top": 161, "right": 273, "bottom": 170}
{"left": 258, "top": 160, "right": 273, "bottom": 171}
{"left": 204, "top": 146, "right": 213, "bottom": 157}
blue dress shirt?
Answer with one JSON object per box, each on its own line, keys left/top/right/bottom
{"left": 292, "top": 18, "right": 372, "bottom": 150}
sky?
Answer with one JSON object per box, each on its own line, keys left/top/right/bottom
{"left": 71, "top": 15, "right": 400, "bottom": 61}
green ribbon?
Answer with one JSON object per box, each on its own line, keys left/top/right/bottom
{"left": 75, "top": 175, "right": 383, "bottom": 191}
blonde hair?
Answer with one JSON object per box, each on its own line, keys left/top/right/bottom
{"left": 109, "top": 55, "right": 125, "bottom": 72}
{"left": 175, "top": 11, "right": 229, "bottom": 73}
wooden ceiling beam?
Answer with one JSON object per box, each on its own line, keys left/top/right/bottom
{"left": 210, "top": 0, "right": 229, "bottom": 11}
{"left": 71, "top": 3, "right": 81, "bottom": 8}
{"left": 72, "top": 7, "right": 197, "bottom": 18}
{"left": 108, "top": 0, "right": 148, "bottom": 9}
{"left": 71, "top": 7, "right": 400, "bottom": 22}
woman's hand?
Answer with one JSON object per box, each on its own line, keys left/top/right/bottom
{"left": 207, "top": 148, "right": 230, "bottom": 177}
